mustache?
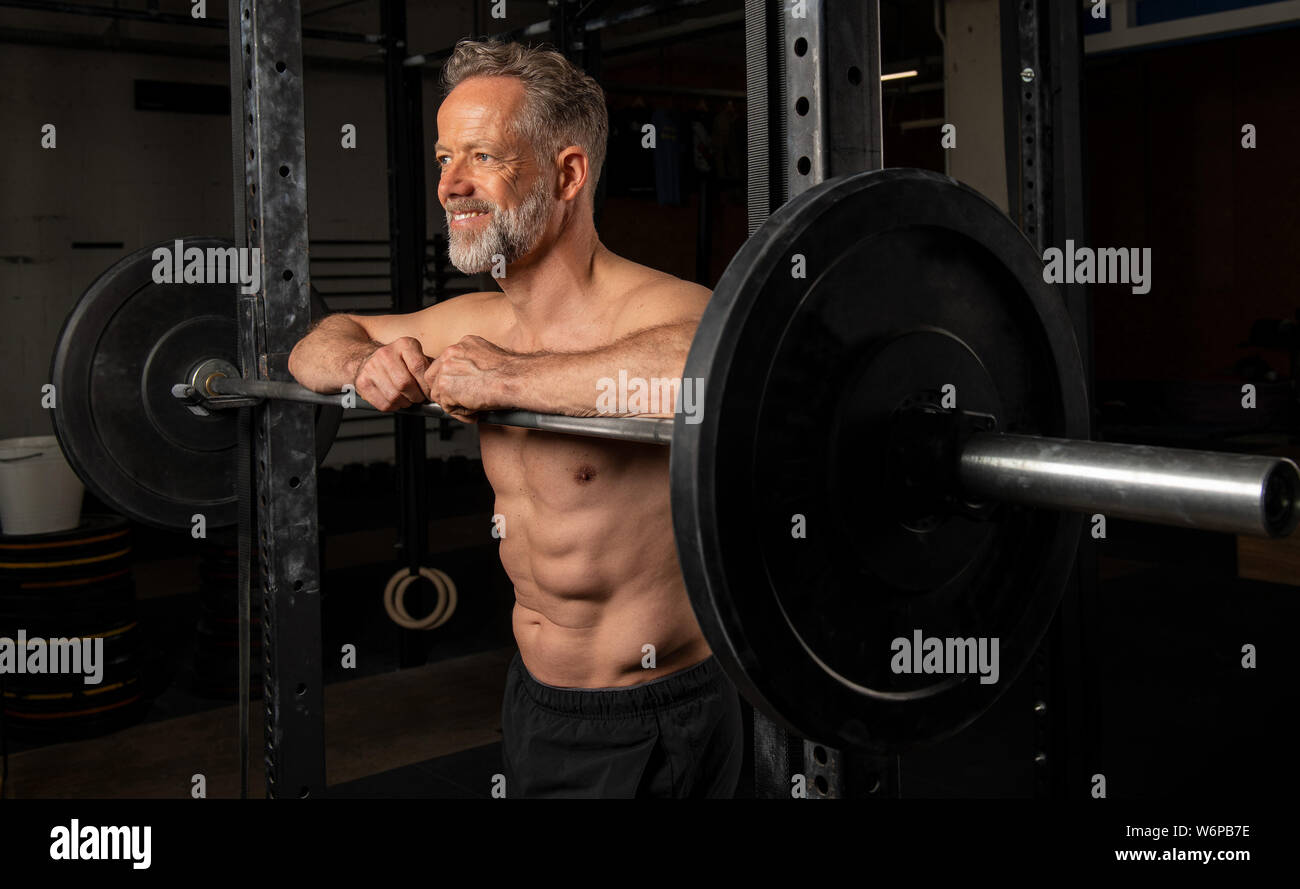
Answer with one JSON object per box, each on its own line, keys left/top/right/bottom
{"left": 446, "top": 204, "right": 495, "bottom": 215}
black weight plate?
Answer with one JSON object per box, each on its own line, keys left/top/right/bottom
{"left": 672, "top": 168, "right": 1089, "bottom": 752}
{"left": 50, "top": 238, "right": 341, "bottom": 531}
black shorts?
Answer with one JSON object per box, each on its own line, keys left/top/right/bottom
{"left": 501, "top": 651, "right": 744, "bottom": 799}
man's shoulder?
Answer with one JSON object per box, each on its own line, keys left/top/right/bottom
{"left": 611, "top": 260, "right": 711, "bottom": 330}
{"left": 410, "top": 288, "right": 511, "bottom": 352}
{"left": 427, "top": 288, "right": 511, "bottom": 326}
{"left": 438, "top": 289, "right": 508, "bottom": 309}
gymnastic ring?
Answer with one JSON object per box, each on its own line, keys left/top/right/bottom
{"left": 382, "top": 566, "right": 448, "bottom": 630}
{"left": 389, "top": 567, "right": 449, "bottom": 627}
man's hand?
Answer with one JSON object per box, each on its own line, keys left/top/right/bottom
{"left": 425, "top": 335, "right": 520, "bottom": 422}
{"left": 352, "top": 336, "right": 431, "bottom": 411}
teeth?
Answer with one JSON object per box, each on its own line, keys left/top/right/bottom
{"left": 453, "top": 211, "right": 487, "bottom": 221}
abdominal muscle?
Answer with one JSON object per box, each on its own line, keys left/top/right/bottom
{"left": 480, "top": 425, "right": 711, "bottom": 688}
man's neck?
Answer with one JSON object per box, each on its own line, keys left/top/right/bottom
{"left": 497, "top": 211, "right": 613, "bottom": 335}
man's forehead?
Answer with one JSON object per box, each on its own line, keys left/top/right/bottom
{"left": 435, "top": 84, "right": 521, "bottom": 149}
{"left": 433, "top": 134, "right": 507, "bottom": 152}
{"left": 438, "top": 76, "right": 524, "bottom": 119}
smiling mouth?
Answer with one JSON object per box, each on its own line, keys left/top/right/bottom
{"left": 451, "top": 210, "right": 490, "bottom": 223}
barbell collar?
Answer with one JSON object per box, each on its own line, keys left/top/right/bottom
{"left": 959, "top": 433, "right": 1300, "bottom": 538}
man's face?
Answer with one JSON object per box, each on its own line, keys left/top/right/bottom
{"left": 435, "top": 76, "right": 554, "bottom": 275}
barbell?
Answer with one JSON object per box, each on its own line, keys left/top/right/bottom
{"left": 49, "top": 168, "right": 1298, "bottom": 752}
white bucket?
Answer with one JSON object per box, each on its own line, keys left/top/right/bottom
{"left": 0, "top": 435, "right": 85, "bottom": 536}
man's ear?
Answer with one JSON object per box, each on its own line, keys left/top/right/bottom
{"left": 555, "top": 145, "right": 590, "bottom": 202}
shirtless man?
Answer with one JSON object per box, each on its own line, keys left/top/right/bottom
{"left": 287, "top": 39, "right": 743, "bottom": 798}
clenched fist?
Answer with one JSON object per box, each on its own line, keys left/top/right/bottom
{"left": 425, "top": 335, "right": 519, "bottom": 422}
{"left": 352, "top": 336, "right": 432, "bottom": 411}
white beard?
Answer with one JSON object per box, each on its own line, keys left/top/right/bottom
{"left": 446, "top": 174, "right": 553, "bottom": 275}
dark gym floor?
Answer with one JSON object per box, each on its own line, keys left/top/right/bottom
{"left": 3, "top": 462, "right": 1294, "bottom": 799}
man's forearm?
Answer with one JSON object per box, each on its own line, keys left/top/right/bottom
{"left": 500, "top": 321, "right": 697, "bottom": 417}
{"left": 288, "top": 315, "right": 382, "bottom": 393}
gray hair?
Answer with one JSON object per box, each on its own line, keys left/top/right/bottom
{"left": 440, "top": 38, "right": 608, "bottom": 202}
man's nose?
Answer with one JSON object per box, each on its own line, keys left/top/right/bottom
{"left": 440, "top": 154, "right": 486, "bottom": 199}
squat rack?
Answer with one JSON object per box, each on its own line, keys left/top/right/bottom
{"left": 223, "top": 0, "right": 1092, "bottom": 799}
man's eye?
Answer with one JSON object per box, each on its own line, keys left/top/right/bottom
{"left": 477, "top": 153, "right": 491, "bottom": 162}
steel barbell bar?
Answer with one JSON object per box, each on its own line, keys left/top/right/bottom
{"left": 177, "top": 359, "right": 1299, "bottom": 539}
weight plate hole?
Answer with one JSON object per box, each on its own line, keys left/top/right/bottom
{"left": 797, "top": 156, "right": 811, "bottom": 175}
{"left": 794, "top": 37, "right": 807, "bottom": 56}
{"left": 847, "top": 66, "right": 862, "bottom": 85}
{"left": 795, "top": 96, "right": 809, "bottom": 116}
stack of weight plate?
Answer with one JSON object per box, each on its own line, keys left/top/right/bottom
{"left": 192, "top": 540, "right": 261, "bottom": 699}
{"left": 0, "top": 515, "right": 144, "bottom": 739}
